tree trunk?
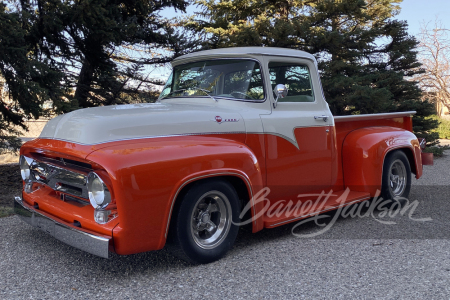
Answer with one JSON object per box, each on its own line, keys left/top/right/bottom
{"left": 74, "top": 58, "right": 94, "bottom": 108}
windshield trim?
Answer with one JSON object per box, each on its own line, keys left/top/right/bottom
{"left": 159, "top": 58, "right": 267, "bottom": 103}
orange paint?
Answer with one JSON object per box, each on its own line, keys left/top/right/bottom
{"left": 84, "top": 135, "right": 263, "bottom": 254}
{"left": 334, "top": 115, "right": 416, "bottom": 190}
{"left": 263, "top": 126, "right": 333, "bottom": 202}
{"left": 21, "top": 185, "right": 117, "bottom": 237}
{"left": 342, "top": 127, "right": 422, "bottom": 196}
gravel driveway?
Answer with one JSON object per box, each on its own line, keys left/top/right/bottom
{"left": 1, "top": 151, "right": 450, "bottom": 299}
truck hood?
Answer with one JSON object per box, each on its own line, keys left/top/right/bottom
{"left": 40, "top": 102, "right": 245, "bottom": 145}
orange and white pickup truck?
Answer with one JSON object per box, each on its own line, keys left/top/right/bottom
{"left": 15, "top": 47, "right": 431, "bottom": 263}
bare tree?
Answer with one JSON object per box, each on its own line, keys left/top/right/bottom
{"left": 417, "top": 18, "right": 450, "bottom": 116}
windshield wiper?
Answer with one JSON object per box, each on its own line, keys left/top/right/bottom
{"left": 158, "top": 88, "right": 187, "bottom": 101}
{"left": 158, "top": 88, "right": 217, "bottom": 102}
{"left": 196, "top": 88, "right": 218, "bottom": 102}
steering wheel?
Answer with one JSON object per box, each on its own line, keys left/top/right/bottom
{"left": 230, "top": 91, "right": 254, "bottom": 100}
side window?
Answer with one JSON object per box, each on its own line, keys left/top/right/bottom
{"left": 269, "top": 62, "right": 314, "bottom": 102}
{"left": 160, "top": 73, "right": 173, "bottom": 98}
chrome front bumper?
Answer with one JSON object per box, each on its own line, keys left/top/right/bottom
{"left": 14, "top": 196, "right": 111, "bottom": 258}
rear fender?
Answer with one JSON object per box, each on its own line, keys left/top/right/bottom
{"left": 342, "top": 127, "right": 422, "bottom": 196}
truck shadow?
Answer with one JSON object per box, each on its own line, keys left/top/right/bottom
{"left": 10, "top": 207, "right": 373, "bottom": 278}
{"left": 13, "top": 186, "right": 444, "bottom": 278}
{"left": 15, "top": 214, "right": 330, "bottom": 277}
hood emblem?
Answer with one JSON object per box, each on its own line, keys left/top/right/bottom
{"left": 213, "top": 115, "right": 240, "bottom": 124}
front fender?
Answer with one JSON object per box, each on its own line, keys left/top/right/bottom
{"left": 86, "top": 135, "right": 263, "bottom": 255}
{"left": 342, "top": 127, "right": 422, "bottom": 196}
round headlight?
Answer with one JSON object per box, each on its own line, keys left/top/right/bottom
{"left": 87, "top": 172, "right": 111, "bottom": 209}
{"left": 20, "top": 156, "right": 33, "bottom": 181}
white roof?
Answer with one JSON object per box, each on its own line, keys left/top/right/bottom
{"left": 173, "top": 47, "right": 317, "bottom": 65}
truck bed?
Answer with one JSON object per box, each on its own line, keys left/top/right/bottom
{"left": 333, "top": 111, "right": 416, "bottom": 190}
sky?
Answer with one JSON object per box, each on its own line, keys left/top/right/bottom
{"left": 397, "top": 0, "right": 450, "bottom": 35}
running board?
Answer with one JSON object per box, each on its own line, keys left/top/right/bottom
{"left": 263, "top": 189, "right": 371, "bottom": 228}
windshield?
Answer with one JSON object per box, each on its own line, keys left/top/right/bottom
{"left": 159, "top": 59, "right": 265, "bottom": 101}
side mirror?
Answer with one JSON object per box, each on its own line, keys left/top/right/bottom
{"left": 273, "top": 84, "right": 288, "bottom": 108}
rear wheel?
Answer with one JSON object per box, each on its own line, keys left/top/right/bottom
{"left": 168, "top": 179, "right": 240, "bottom": 264}
{"left": 381, "top": 150, "right": 411, "bottom": 203}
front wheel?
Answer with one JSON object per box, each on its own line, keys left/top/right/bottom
{"left": 168, "top": 179, "right": 240, "bottom": 264}
{"left": 381, "top": 150, "right": 411, "bottom": 202}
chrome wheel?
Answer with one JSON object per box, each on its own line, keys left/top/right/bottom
{"left": 381, "top": 151, "right": 411, "bottom": 204}
{"left": 190, "top": 190, "right": 232, "bottom": 249}
{"left": 388, "top": 159, "right": 407, "bottom": 197}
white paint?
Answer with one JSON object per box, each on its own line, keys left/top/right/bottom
{"left": 40, "top": 101, "right": 247, "bottom": 145}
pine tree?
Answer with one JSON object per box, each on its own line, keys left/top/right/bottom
{"left": 4, "top": 0, "right": 191, "bottom": 112}
{"left": 189, "top": 0, "right": 439, "bottom": 144}
{"left": 0, "top": 0, "right": 192, "bottom": 152}
{"left": 0, "top": 3, "right": 64, "bottom": 152}
{"left": 26, "top": 0, "right": 190, "bottom": 108}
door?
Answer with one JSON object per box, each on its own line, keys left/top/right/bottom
{"left": 261, "top": 59, "right": 333, "bottom": 201}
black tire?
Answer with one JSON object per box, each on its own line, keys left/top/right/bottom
{"left": 167, "top": 179, "right": 240, "bottom": 264}
{"left": 380, "top": 150, "right": 411, "bottom": 204}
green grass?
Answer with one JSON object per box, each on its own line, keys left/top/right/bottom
{"left": 430, "top": 115, "right": 450, "bottom": 139}
{"left": 0, "top": 206, "right": 14, "bottom": 218}
{"left": 423, "top": 115, "right": 450, "bottom": 157}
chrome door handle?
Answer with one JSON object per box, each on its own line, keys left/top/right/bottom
{"left": 314, "top": 115, "right": 328, "bottom": 122}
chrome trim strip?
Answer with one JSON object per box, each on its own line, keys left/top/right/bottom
{"left": 267, "top": 195, "right": 371, "bottom": 227}
{"left": 334, "top": 111, "right": 416, "bottom": 122}
{"left": 165, "top": 172, "right": 255, "bottom": 238}
{"left": 14, "top": 196, "right": 111, "bottom": 258}
{"left": 160, "top": 95, "right": 265, "bottom": 104}
{"left": 42, "top": 126, "right": 330, "bottom": 149}
{"left": 40, "top": 131, "right": 248, "bottom": 146}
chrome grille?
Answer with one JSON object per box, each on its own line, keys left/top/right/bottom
{"left": 28, "top": 157, "right": 90, "bottom": 200}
